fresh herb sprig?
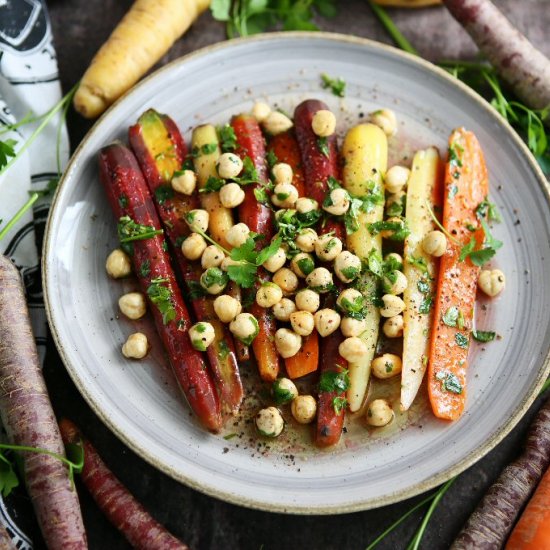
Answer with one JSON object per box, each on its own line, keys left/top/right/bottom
{"left": 0, "top": 83, "right": 78, "bottom": 242}
{"left": 190, "top": 226, "right": 282, "bottom": 288}
{"left": 211, "top": 0, "right": 337, "bottom": 38}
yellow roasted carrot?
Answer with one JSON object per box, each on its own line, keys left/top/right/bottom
{"left": 401, "top": 147, "right": 442, "bottom": 411}
{"left": 74, "top": 0, "right": 210, "bottom": 118}
{"left": 192, "top": 124, "right": 234, "bottom": 250}
{"left": 341, "top": 123, "right": 388, "bottom": 412}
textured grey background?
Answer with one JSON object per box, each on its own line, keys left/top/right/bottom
{"left": 37, "top": 1, "right": 550, "bottom": 549}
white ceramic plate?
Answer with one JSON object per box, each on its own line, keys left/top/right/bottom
{"left": 44, "top": 33, "right": 550, "bottom": 514}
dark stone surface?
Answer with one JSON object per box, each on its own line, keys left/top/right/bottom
{"left": 37, "top": 1, "right": 549, "bottom": 549}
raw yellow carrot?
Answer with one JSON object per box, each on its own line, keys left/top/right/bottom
{"left": 401, "top": 147, "right": 442, "bottom": 411}
{"left": 74, "top": 0, "right": 210, "bottom": 118}
{"left": 341, "top": 123, "right": 388, "bottom": 412}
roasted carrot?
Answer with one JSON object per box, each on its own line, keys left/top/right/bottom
{"left": 231, "top": 113, "right": 281, "bottom": 383}
{"left": 506, "top": 464, "right": 550, "bottom": 550}
{"left": 452, "top": 396, "right": 550, "bottom": 549}
{"left": 59, "top": 419, "right": 187, "bottom": 550}
{"left": 99, "top": 142, "right": 222, "bottom": 432}
{"left": 294, "top": 99, "right": 347, "bottom": 447}
{"left": 285, "top": 334, "right": 319, "bottom": 380}
{"left": 427, "top": 128, "right": 488, "bottom": 421}
{"left": 267, "top": 130, "right": 305, "bottom": 195}
{"left": 0, "top": 256, "right": 87, "bottom": 549}
{"left": 267, "top": 130, "right": 319, "bottom": 379}
{"left": 129, "top": 109, "right": 244, "bottom": 415}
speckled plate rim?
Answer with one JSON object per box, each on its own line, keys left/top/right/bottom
{"left": 43, "top": 32, "right": 550, "bottom": 514}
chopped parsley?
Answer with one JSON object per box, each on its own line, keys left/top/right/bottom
{"left": 272, "top": 379, "right": 296, "bottom": 405}
{"left": 435, "top": 371, "right": 463, "bottom": 394}
{"left": 407, "top": 255, "right": 429, "bottom": 274}
{"left": 317, "top": 136, "right": 330, "bottom": 158}
{"left": 319, "top": 369, "right": 350, "bottom": 394}
{"left": 187, "top": 280, "right": 206, "bottom": 300}
{"left": 117, "top": 216, "right": 163, "bottom": 254}
{"left": 337, "top": 293, "right": 367, "bottom": 320}
{"left": 419, "top": 295, "right": 433, "bottom": 314}
{"left": 459, "top": 218, "right": 503, "bottom": 266}
{"left": 118, "top": 194, "right": 128, "bottom": 209}
{"left": 442, "top": 306, "right": 460, "bottom": 327}
{"left": 448, "top": 185, "right": 458, "bottom": 199}
{"left": 200, "top": 176, "right": 225, "bottom": 193}
{"left": 455, "top": 332, "right": 469, "bottom": 349}
{"left": 154, "top": 184, "right": 174, "bottom": 205}
{"left": 217, "top": 124, "right": 237, "bottom": 151}
{"left": 344, "top": 184, "right": 385, "bottom": 235}
{"left": 147, "top": 277, "right": 176, "bottom": 325}
{"left": 218, "top": 340, "right": 231, "bottom": 360}
{"left": 332, "top": 396, "right": 348, "bottom": 415}
{"left": 321, "top": 73, "right": 346, "bottom": 97}
{"left": 368, "top": 219, "right": 410, "bottom": 241}
{"left": 139, "top": 260, "right": 151, "bottom": 278}
{"left": 266, "top": 149, "right": 278, "bottom": 168}
{"left": 472, "top": 330, "right": 496, "bottom": 343}
{"left": 476, "top": 196, "right": 502, "bottom": 222}
{"left": 296, "top": 256, "right": 315, "bottom": 276}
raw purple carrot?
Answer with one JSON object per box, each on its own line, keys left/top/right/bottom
{"left": 59, "top": 419, "right": 187, "bottom": 550}
{"left": 451, "top": 395, "right": 550, "bottom": 549}
{"left": 442, "top": 0, "right": 550, "bottom": 110}
{"left": 0, "top": 255, "right": 87, "bottom": 549}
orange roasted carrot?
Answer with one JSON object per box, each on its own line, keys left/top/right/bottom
{"left": 506, "top": 465, "right": 550, "bottom": 550}
{"left": 267, "top": 130, "right": 319, "bottom": 379}
{"left": 427, "top": 128, "right": 489, "bottom": 420}
{"left": 231, "top": 113, "right": 281, "bottom": 382}
{"left": 285, "top": 333, "right": 319, "bottom": 380}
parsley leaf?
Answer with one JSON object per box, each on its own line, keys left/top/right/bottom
{"left": 455, "top": 333, "right": 469, "bottom": 349}
{"left": 154, "top": 185, "right": 174, "bottom": 205}
{"left": 332, "top": 396, "right": 348, "bottom": 415}
{"left": 472, "top": 330, "right": 496, "bottom": 343}
{"left": 0, "top": 139, "right": 17, "bottom": 170}
{"left": 435, "top": 371, "right": 463, "bottom": 394}
{"left": 0, "top": 454, "right": 19, "bottom": 497}
{"left": 319, "top": 369, "right": 350, "bottom": 393}
{"left": 368, "top": 219, "right": 410, "bottom": 241}
{"left": 218, "top": 124, "right": 237, "bottom": 151}
{"left": 200, "top": 176, "right": 226, "bottom": 193}
{"left": 317, "top": 136, "right": 330, "bottom": 158}
{"left": 321, "top": 73, "right": 346, "bottom": 97}
{"left": 147, "top": 277, "right": 176, "bottom": 325}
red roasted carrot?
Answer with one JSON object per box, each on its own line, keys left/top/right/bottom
{"left": 452, "top": 396, "right": 550, "bottom": 549}
{"left": 267, "top": 130, "right": 319, "bottom": 379}
{"left": 129, "top": 109, "right": 243, "bottom": 414}
{"left": 294, "top": 99, "right": 347, "bottom": 447}
{"left": 427, "top": 128, "right": 488, "bottom": 421}
{"left": 99, "top": 142, "right": 222, "bottom": 432}
{"left": 59, "top": 419, "right": 187, "bottom": 550}
{"left": 0, "top": 256, "right": 87, "bottom": 549}
{"left": 506, "top": 464, "right": 550, "bottom": 550}
{"left": 231, "top": 113, "right": 281, "bottom": 382}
